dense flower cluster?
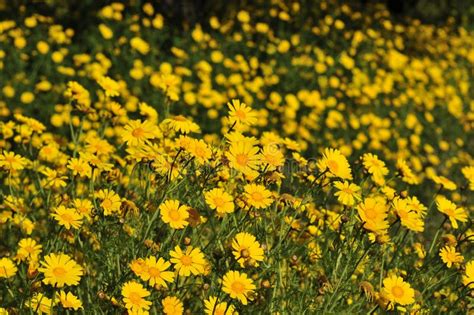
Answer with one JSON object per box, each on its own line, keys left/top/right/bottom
{"left": 0, "top": 0, "right": 473, "bottom": 313}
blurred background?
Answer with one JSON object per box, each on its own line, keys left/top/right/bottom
{"left": 1, "top": 0, "right": 473, "bottom": 33}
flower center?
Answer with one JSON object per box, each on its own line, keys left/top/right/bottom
{"left": 250, "top": 192, "right": 263, "bottom": 202}
{"left": 235, "top": 109, "right": 247, "bottom": 120}
{"left": 128, "top": 292, "right": 142, "bottom": 305}
{"left": 391, "top": 285, "right": 404, "bottom": 298}
{"left": 53, "top": 267, "right": 67, "bottom": 277}
{"left": 174, "top": 115, "right": 187, "bottom": 122}
{"left": 213, "top": 197, "right": 225, "bottom": 207}
{"left": 180, "top": 255, "right": 193, "bottom": 266}
{"left": 443, "top": 207, "right": 454, "bottom": 217}
{"left": 231, "top": 281, "right": 245, "bottom": 294}
{"left": 102, "top": 199, "right": 113, "bottom": 209}
{"left": 327, "top": 160, "right": 339, "bottom": 172}
{"left": 365, "top": 207, "right": 377, "bottom": 220}
{"left": 132, "top": 127, "right": 145, "bottom": 138}
{"left": 342, "top": 188, "right": 353, "bottom": 195}
{"left": 235, "top": 154, "right": 249, "bottom": 166}
{"left": 60, "top": 213, "right": 74, "bottom": 223}
{"left": 148, "top": 267, "right": 161, "bottom": 277}
{"left": 168, "top": 209, "right": 181, "bottom": 221}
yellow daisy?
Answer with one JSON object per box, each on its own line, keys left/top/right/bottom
{"left": 222, "top": 270, "right": 256, "bottom": 305}
{"left": 39, "top": 253, "right": 84, "bottom": 287}
{"left": 382, "top": 275, "right": 415, "bottom": 306}
{"left": 317, "top": 148, "right": 352, "bottom": 180}
{"left": 243, "top": 184, "right": 273, "bottom": 209}
{"left": 169, "top": 245, "right": 206, "bottom": 277}
{"left": 159, "top": 200, "right": 189, "bottom": 230}
{"left": 232, "top": 232, "right": 264, "bottom": 267}
{"left": 204, "top": 188, "right": 235, "bottom": 215}
{"left": 122, "top": 281, "right": 152, "bottom": 312}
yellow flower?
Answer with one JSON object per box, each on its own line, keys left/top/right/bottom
{"left": 140, "top": 256, "right": 174, "bottom": 288}
{"left": 204, "top": 296, "right": 236, "bottom": 315}
{"left": 244, "top": 184, "right": 273, "bottom": 209}
{"left": 227, "top": 141, "right": 260, "bottom": 176}
{"left": 169, "top": 245, "right": 206, "bottom": 277}
{"left": 67, "top": 157, "right": 92, "bottom": 178}
{"left": 357, "top": 197, "right": 389, "bottom": 234}
{"left": 436, "top": 196, "right": 467, "bottom": 229}
{"left": 20, "top": 91, "right": 35, "bottom": 104}
{"left": 396, "top": 159, "right": 419, "bottom": 185}
{"left": 362, "top": 153, "right": 389, "bottom": 185}
{"left": 333, "top": 181, "right": 361, "bottom": 206}
{"left": 57, "top": 291, "right": 83, "bottom": 310}
{"left": 130, "top": 258, "right": 147, "bottom": 277}
{"left": 122, "top": 281, "right": 152, "bottom": 312}
{"left": 187, "top": 138, "right": 212, "bottom": 164}
{"left": 26, "top": 293, "right": 55, "bottom": 314}
{"left": 130, "top": 37, "right": 150, "bottom": 55}
{"left": 97, "top": 76, "right": 120, "bottom": 97}
{"left": 439, "top": 246, "right": 463, "bottom": 268}
{"left": 227, "top": 99, "right": 257, "bottom": 127}
{"left": 164, "top": 115, "right": 200, "bottom": 134}
{"left": 95, "top": 189, "right": 122, "bottom": 216}
{"left": 232, "top": 232, "right": 264, "bottom": 267}
{"left": 382, "top": 275, "right": 415, "bottom": 306}
{"left": 73, "top": 199, "right": 94, "bottom": 221}
{"left": 392, "top": 197, "right": 424, "bottom": 232}
{"left": 122, "top": 120, "right": 158, "bottom": 146}
{"left": 317, "top": 148, "right": 352, "bottom": 180}
{"left": 51, "top": 206, "right": 82, "bottom": 230}
{"left": 259, "top": 144, "right": 285, "bottom": 171}
{"left": 0, "top": 151, "right": 27, "bottom": 171}
{"left": 461, "top": 166, "right": 474, "bottom": 190}
{"left": 162, "top": 296, "right": 183, "bottom": 315}
{"left": 39, "top": 253, "right": 84, "bottom": 287}
{"left": 159, "top": 200, "right": 189, "bottom": 230}
{"left": 42, "top": 168, "right": 67, "bottom": 189}
{"left": 98, "top": 23, "right": 113, "bottom": 39}
{"left": 150, "top": 72, "right": 180, "bottom": 101}
{"left": 463, "top": 261, "right": 474, "bottom": 289}
{"left": 204, "top": 188, "right": 235, "bottom": 215}
{"left": 16, "top": 238, "right": 42, "bottom": 262}
{"left": 222, "top": 270, "right": 256, "bottom": 305}
{"left": 64, "top": 81, "right": 91, "bottom": 111}
{"left": 0, "top": 257, "right": 17, "bottom": 278}
{"left": 431, "top": 175, "right": 457, "bottom": 191}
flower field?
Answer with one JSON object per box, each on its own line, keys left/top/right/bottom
{"left": 0, "top": 1, "right": 473, "bottom": 314}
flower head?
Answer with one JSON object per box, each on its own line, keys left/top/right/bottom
{"left": 204, "top": 188, "right": 235, "bottom": 215}
{"left": 122, "top": 281, "right": 152, "bottom": 312}
{"left": 244, "top": 184, "right": 273, "bottom": 209}
{"left": 39, "top": 253, "right": 83, "bottom": 287}
{"left": 139, "top": 256, "right": 174, "bottom": 288}
{"left": 232, "top": 232, "right": 264, "bottom": 267}
{"left": 162, "top": 296, "right": 184, "bottom": 315}
{"left": 333, "top": 181, "right": 361, "bottom": 206}
{"left": 98, "top": 76, "right": 120, "bottom": 97}
{"left": 439, "top": 246, "right": 463, "bottom": 268}
{"left": 0, "top": 257, "right": 18, "bottom": 278}
{"left": 159, "top": 200, "right": 189, "bottom": 230}
{"left": 317, "top": 148, "right": 352, "bottom": 180}
{"left": 227, "top": 99, "right": 257, "bottom": 127}
{"left": 169, "top": 245, "right": 206, "bottom": 277}
{"left": 382, "top": 275, "right": 415, "bottom": 306}
{"left": 436, "top": 196, "right": 467, "bottom": 229}
{"left": 222, "top": 270, "right": 256, "bottom": 305}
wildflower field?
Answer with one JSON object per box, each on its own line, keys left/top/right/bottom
{"left": 0, "top": 1, "right": 473, "bottom": 314}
